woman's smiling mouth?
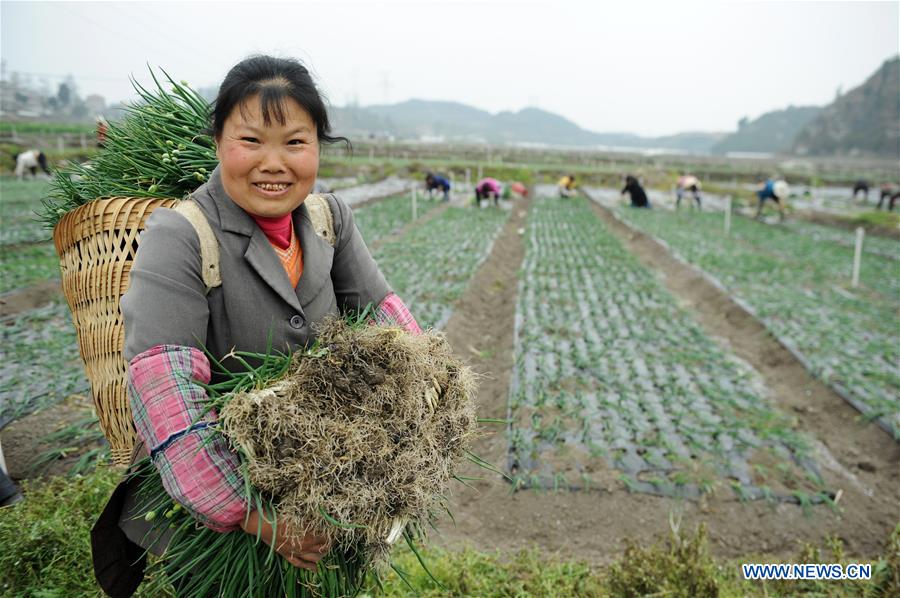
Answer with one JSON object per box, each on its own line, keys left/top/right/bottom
{"left": 253, "top": 182, "right": 292, "bottom": 195}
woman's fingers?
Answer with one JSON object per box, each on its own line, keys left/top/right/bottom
{"left": 288, "top": 556, "right": 316, "bottom": 571}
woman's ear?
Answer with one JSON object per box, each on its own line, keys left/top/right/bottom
{"left": 214, "top": 138, "right": 221, "bottom": 161}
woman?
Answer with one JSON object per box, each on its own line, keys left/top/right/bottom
{"left": 425, "top": 171, "right": 451, "bottom": 201}
{"left": 675, "top": 174, "right": 701, "bottom": 210}
{"left": 92, "top": 55, "right": 422, "bottom": 595}
{"left": 474, "top": 176, "right": 502, "bottom": 207}
{"left": 621, "top": 175, "right": 650, "bottom": 209}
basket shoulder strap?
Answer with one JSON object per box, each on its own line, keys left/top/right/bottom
{"left": 172, "top": 200, "right": 222, "bottom": 293}
{"left": 304, "top": 194, "right": 336, "bottom": 247}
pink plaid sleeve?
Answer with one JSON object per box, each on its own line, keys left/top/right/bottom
{"left": 128, "top": 344, "right": 248, "bottom": 532}
{"left": 374, "top": 293, "right": 422, "bottom": 335}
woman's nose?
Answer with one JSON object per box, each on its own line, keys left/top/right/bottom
{"left": 258, "top": 146, "right": 287, "bottom": 173}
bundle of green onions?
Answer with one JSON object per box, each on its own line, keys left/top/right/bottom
{"left": 42, "top": 69, "right": 217, "bottom": 228}
{"left": 132, "top": 315, "right": 491, "bottom": 597}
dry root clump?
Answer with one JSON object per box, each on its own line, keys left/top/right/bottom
{"left": 219, "top": 317, "right": 477, "bottom": 563}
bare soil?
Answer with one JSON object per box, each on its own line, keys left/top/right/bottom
{"left": 1, "top": 393, "right": 103, "bottom": 481}
{"left": 0, "top": 278, "right": 62, "bottom": 319}
{"left": 432, "top": 195, "right": 899, "bottom": 564}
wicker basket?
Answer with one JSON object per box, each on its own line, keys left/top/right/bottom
{"left": 54, "top": 197, "right": 177, "bottom": 466}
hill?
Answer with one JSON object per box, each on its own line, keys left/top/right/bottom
{"left": 331, "top": 100, "right": 724, "bottom": 152}
{"left": 792, "top": 57, "right": 900, "bottom": 159}
{"left": 710, "top": 106, "right": 822, "bottom": 155}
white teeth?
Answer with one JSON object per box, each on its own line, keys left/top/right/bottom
{"left": 257, "top": 183, "right": 288, "bottom": 192}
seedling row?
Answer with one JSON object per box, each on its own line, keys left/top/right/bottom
{"left": 373, "top": 206, "right": 509, "bottom": 329}
{"left": 613, "top": 207, "right": 899, "bottom": 437}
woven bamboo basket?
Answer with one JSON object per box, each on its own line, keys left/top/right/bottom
{"left": 54, "top": 197, "right": 177, "bottom": 466}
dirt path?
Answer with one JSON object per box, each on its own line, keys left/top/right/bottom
{"left": 431, "top": 194, "right": 898, "bottom": 564}
{"left": 0, "top": 278, "right": 62, "bottom": 319}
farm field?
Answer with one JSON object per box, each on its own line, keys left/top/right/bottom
{"left": 508, "top": 187, "right": 824, "bottom": 503}
{"left": 2, "top": 168, "right": 899, "bottom": 597}
{"left": 596, "top": 201, "right": 900, "bottom": 437}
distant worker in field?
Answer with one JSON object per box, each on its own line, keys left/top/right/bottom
{"left": 852, "top": 179, "right": 869, "bottom": 203}
{"left": 621, "top": 175, "right": 650, "bottom": 208}
{"left": 877, "top": 183, "right": 899, "bottom": 211}
{"left": 96, "top": 116, "right": 108, "bottom": 148}
{"left": 13, "top": 149, "right": 51, "bottom": 180}
{"left": 675, "top": 175, "right": 702, "bottom": 210}
{"left": 475, "top": 177, "right": 503, "bottom": 206}
{"left": 558, "top": 174, "right": 577, "bottom": 198}
{"left": 425, "top": 171, "right": 451, "bottom": 202}
{"left": 755, "top": 178, "right": 789, "bottom": 221}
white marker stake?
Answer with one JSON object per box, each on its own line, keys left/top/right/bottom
{"left": 0, "top": 437, "right": 7, "bottom": 474}
{"left": 477, "top": 164, "right": 483, "bottom": 181}
{"left": 412, "top": 187, "right": 418, "bottom": 220}
{"left": 852, "top": 227, "right": 864, "bottom": 287}
{"left": 724, "top": 195, "right": 732, "bottom": 235}
{"left": 465, "top": 168, "right": 471, "bottom": 189}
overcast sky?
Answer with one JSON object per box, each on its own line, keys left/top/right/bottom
{"left": 2, "top": 0, "right": 898, "bottom": 137}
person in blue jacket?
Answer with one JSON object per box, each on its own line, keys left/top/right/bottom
{"left": 425, "top": 172, "right": 451, "bottom": 202}
{"left": 756, "top": 178, "right": 788, "bottom": 221}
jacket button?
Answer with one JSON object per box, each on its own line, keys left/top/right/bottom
{"left": 289, "top": 315, "right": 304, "bottom": 329}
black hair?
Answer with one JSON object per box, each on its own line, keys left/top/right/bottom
{"left": 212, "top": 55, "right": 349, "bottom": 150}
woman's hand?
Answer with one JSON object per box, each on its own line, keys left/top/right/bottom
{"left": 240, "top": 509, "right": 330, "bottom": 571}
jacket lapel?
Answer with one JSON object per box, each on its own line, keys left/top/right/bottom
{"left": 294, "top": 201, "right": 334, "bottom": 308}
{"left": 199, "top": 166, "right": 305, "bottom": 314}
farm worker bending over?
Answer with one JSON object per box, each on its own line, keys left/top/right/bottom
{"left": 852, "top": 179, "right": 869, "bottom": 203}
{"left": 475, "top": 177, "right": 503, "bottom": 206}
{"left": 14, "top": 149, "right": 50, "bottom": 180}
{"left": 621, "top": 175, "right": 650, "bottom": 208}
{"left": 92, "top": 55, "right": 423, "bottom": 593}
{"left": 877, "top": 183, "right": 899, "bottom": 211}
{"left": 558, "top": 174, "right": 577, "bottom": 198}
{"left": 425, "top": 172, "right": 451, "bottom": 202}
{"left": 755, "top": 178, "right": 789, "bottom": 221}
{"left": 675, "top": 175, "right": 701, "bottom": 210}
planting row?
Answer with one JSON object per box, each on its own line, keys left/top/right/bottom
{"left": 373, "top": 205, "right": 509, "bottom": 329}
{"left": 607, "top": 205, "right": 899, "bottom": 438}
{"left": 353, "top": 192, "right": 431, "bottom": 246}
{"left": 783, "top": 220, "right": 899, "bottom": 261}
{"left": 507, "top": 187, "right": 825, "bottom": 502}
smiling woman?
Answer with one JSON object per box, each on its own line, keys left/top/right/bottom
{"left": 91, "top": 55, "right": 423, "bottom": 595}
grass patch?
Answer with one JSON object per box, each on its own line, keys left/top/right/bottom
{"left": 0, "top": 468, "right": 170, "bottom": 597}
{"left": 2, "top": 470, "right": 896, "bottom": 596}
{"left": 852, "top": 210, "right": 900, "bottom": 229}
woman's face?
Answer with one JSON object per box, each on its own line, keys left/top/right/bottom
{"left": 216, "top": 94, "right": 319, "bottom": 218}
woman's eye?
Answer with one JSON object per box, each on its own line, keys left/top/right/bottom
{"left": 241, "top": 137, "right": 259, "bottom": 143}
{"left": 288, "top": 139, "right": 307, "bottom": 146}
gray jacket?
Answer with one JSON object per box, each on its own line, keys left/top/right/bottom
{"left": 121, "top": 165, "right": 391, "bottom": 366}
